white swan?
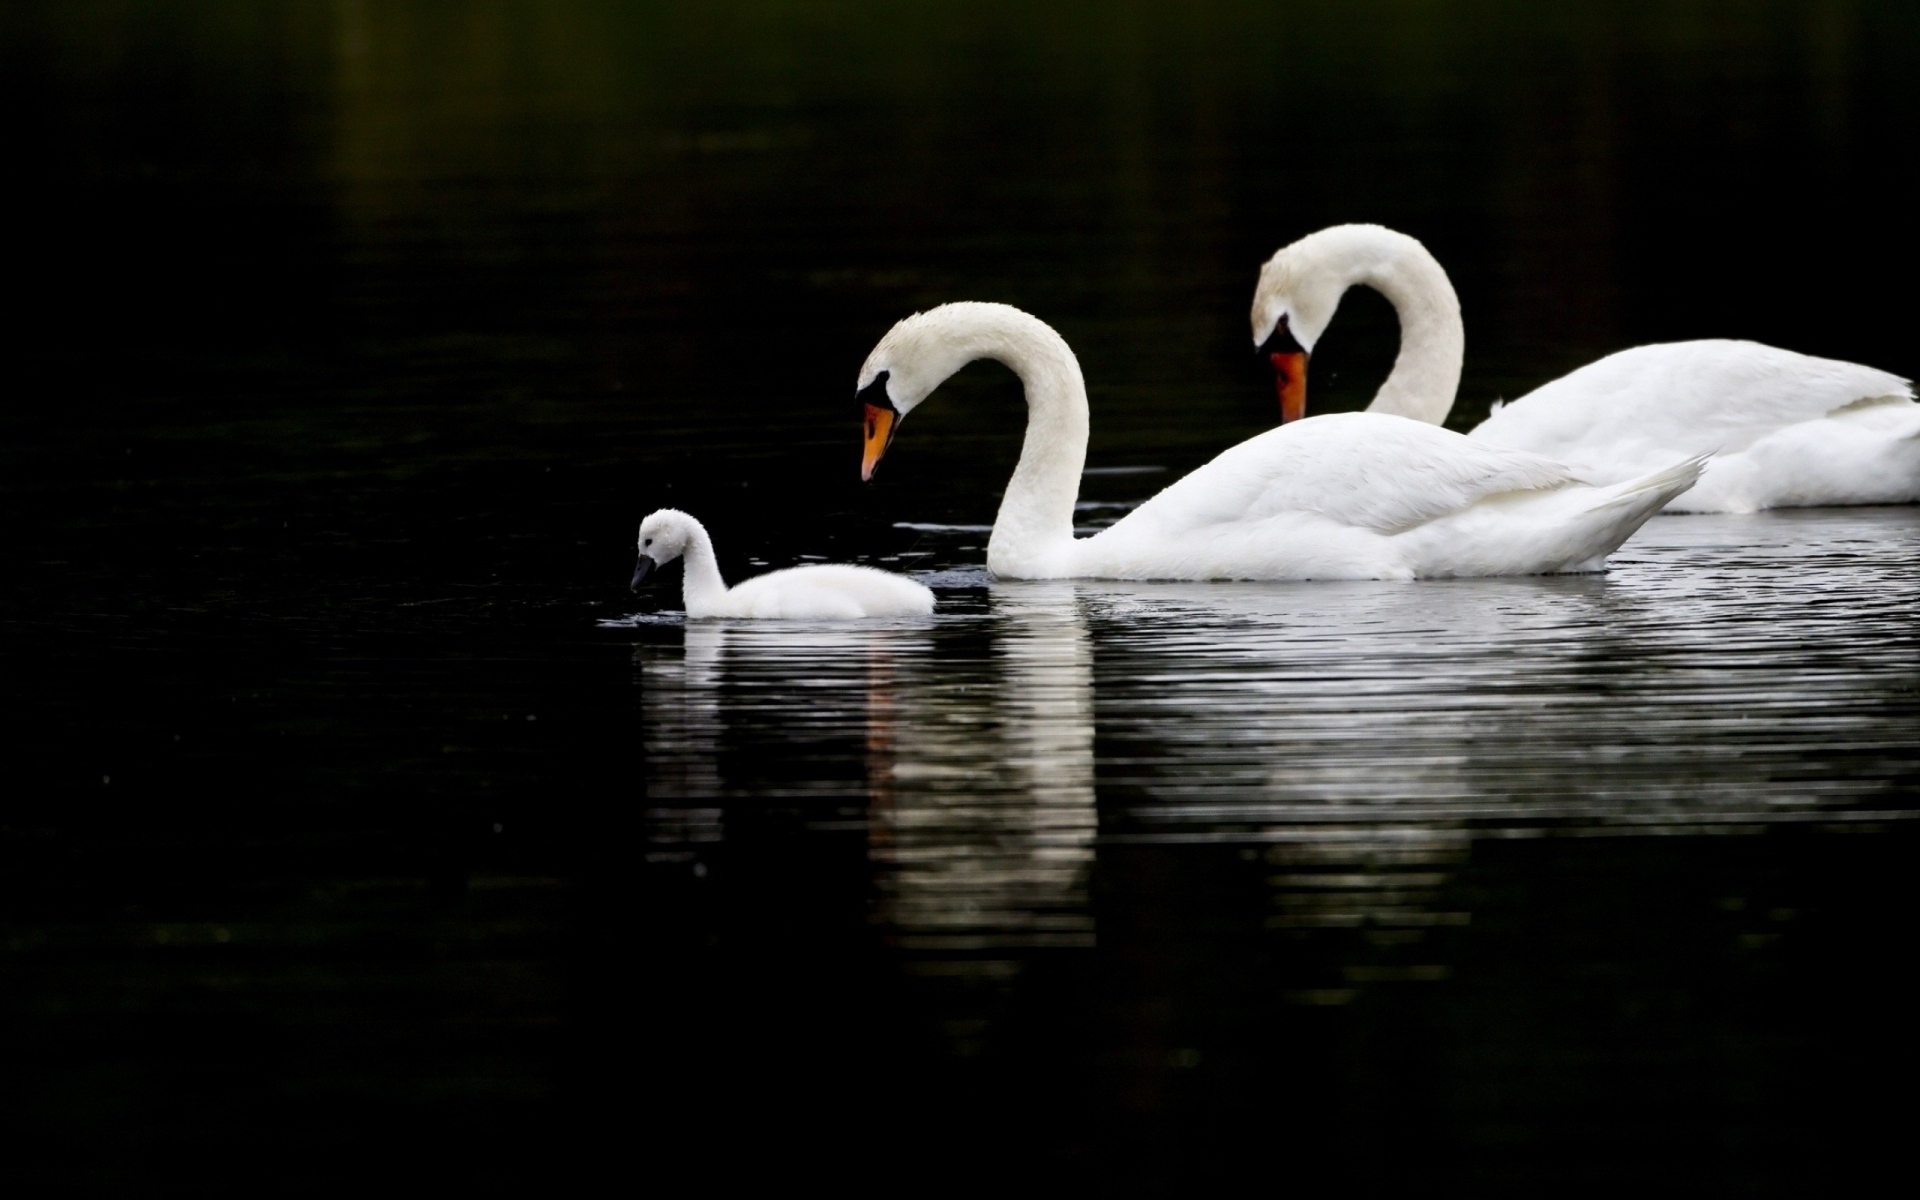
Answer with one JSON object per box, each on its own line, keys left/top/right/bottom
{"left": 631, "top": 509, "right": 935, "bottom": 619}
{"left": 856, "top": 302, "right": 1703, "bottom": 581}
{"left": 1251, "top": 224, "right": 1920, "bottom": 513}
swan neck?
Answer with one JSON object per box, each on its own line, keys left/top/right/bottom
{"left": 986, "top": 335, "right": 1088, "bottom": 578}
{"left": 678, "top": 525, "right": 730, "bottom": 617}
{"left": 1362, "top": 248, "right": 1463, "bottom": 425}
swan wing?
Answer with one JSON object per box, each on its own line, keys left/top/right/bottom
{"left": 1472, "top": 339, "right": 1914, "bottom": 464}
{"left": 1109, "top": 411, "right": 1581, "bottom": 538}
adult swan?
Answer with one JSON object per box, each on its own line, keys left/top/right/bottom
{"left": 857, "top": 302, "right": 1702, "bottom": 581}
{"left": 1251, "top": 224, "right": 1920, "bottom": 513}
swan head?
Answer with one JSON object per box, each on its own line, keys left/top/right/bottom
{"left": 1252, "top": 252, "right": 1343, "bottom": 356}
{"left": 856, "top": 309, "right": 961, "bottom": 481}
{"left": 856, "top": 302, "right": 1057, "bottom": 480}
{"left": 1253, "top": 224, "right": 1426, "bottom": 422}
{"left": 632, "top": 508, "right": 698, "bottom": 590}
{"left": 1251, "top": 242, "right": 1349, "bottom": 425}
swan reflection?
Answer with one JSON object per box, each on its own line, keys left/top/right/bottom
{"left": 867, "top": 584, "right": 1096, "bottom": 955}
{"left": 637, "top": 592, "right": 1098, "bottom": 957}
{"left": 1078, "top": 528, "right": 1917, "bottom": 840}
{"left": 635, "top": 509, "right": 1919, "bottom": 1003}
{"left": 1067, "top": 510, "right": 1919, "bottom": 987}
{"left": 638, "top": 622, "right": 725, "bottom": 863}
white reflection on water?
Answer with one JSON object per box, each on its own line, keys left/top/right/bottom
{"left": 638, "top": 592, "right": 1098, "bottom": 956}
{"left": 1083, "top": 507, "right": 1920, "bottom": 978}
{"left": 639, "top": 621, "right": 724, "bottom": 860}
{"left": 638, "top": 508, "right": 1920, "bottom": 975}
{"left": 1087, "top": 508, "right": 1920, "bottom": 843}
{"left": 867, "top": 584, "right": 1096, "bottom": 954}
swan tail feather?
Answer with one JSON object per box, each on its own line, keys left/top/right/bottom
{"left": 1587, "top": 452, "right": 1711, "bottom": 515}
{"left": 1531, "top": 452, "right": 1709, "bottom": 571}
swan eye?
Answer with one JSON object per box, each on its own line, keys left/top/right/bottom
{"left": 643, "top": 538, "right": 652, "bottom": 547}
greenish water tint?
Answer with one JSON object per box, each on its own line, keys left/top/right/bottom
{"left": 3, "top": 0, "right": 1919, "bottom": 1192}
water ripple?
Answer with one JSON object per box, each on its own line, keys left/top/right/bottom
{"left": 634, "top": 508, "right": 1920, "bottom": 958}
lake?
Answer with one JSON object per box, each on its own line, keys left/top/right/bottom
{"left": 4, "top": 1, "right": 1918, "bottom": 1192}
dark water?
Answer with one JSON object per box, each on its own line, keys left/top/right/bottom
{"left": 5, "top": 1, "right": 1920, "bottom": 1192}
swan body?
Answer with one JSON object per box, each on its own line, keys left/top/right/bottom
{"left": 856, "top": 302, "right": 1702, "bottom": 581}
{"left": 1252, "top": 224, "right": 1920, "bottom": 513}
{"left": 632, "top": 509, "right": 935, "bottom": 619}
{"left": 1473, "top": 343, "right": 1920, "bottom": 511}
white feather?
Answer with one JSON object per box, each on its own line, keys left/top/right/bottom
{"left": 1252, "top": 224, "right": 1920, "bottom": 513}
{"left": 858, "top": 303, "right": 1698, "bottom": 582}
{"left": 1473, "top": 341, "right": 1919, "bottom": 513}
{"left": 635, "top": 510, "right": 935, "bottom": 619}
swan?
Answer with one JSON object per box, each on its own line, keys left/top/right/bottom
{"left": 1251, "top": 224, "right": 1920, "bottom": 513}
{"left": 856, "top": 302, "right": 1703, "bottom": 581}
{"left": 630, "top": 509, "right": 935, "bottom": 618}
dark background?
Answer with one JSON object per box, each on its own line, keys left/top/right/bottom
{"left": 3, "top": 1, "right": 1918, "bottom": 1193}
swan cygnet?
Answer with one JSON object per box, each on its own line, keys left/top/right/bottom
{"left": 630, "top": 509, "right": 934, "bottom": 619}
{"left": 856, "top": 301, "right": 1703, "bottom": 582}
{"left": 1251, "top": 224, "right": 1920, "bottom": 513}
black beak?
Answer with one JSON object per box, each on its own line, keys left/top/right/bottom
{"left": 856, "top": 371, "right": 894, "bottom": 410}
{"left": 630, "top": 555, "right": 657, "bottom": 591}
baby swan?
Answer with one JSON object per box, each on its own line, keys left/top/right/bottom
{"left": 630, "top": 509, "right": 934, "bottom": 619}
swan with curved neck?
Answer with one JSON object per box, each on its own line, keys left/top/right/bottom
{"left": 631, "top": 509, "right": 934, "bottom": 619}
{"left": 1251, "top": 224, "right": 1920, "bottom": 512}
{"left": 856, "top": 301, "right": 1703, "bottom": 582}
{"left": 1253, "top": 224, "right": 1463, "bottom": 426}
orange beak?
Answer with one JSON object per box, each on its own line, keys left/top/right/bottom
{"left": 862, "top": 402, "right": 898, "bottom": 482}
{"left": 1271, "top": 350, "right": 1308, "bottom": 424}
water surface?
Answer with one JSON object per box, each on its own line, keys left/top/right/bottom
{"left": 636, "top": 505, "right": 1920, "bottom": 966}
{"left": 625, "top": 507, "right": 1920, "bottom": 1189}
{"left": 5, "top": 1, "right": 1919, "bottom": 1192}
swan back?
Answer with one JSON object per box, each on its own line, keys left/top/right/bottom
{"left": 1114, "top": 412, "right": 1580, "bottom": 540}
{"left": 1472, "top": 339, "right": 1915, "bottom": 463}
{"left": 1074, "top": 412, "right": 1688, "bottom": 581}
{"left": 725, "top": 565, "right": 935, "bottom": 619}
